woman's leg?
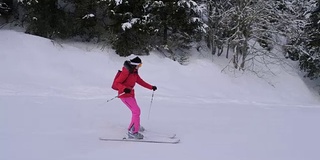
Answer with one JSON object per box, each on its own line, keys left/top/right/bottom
{"left": 120, "top": 97, "right": 141, "bottom": 133}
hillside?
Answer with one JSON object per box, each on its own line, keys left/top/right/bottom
{"left": 1, "top": 30, "right": 320, "bottom": 160}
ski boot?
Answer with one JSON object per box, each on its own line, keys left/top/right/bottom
{"left": 127, "top": 131, "right": 144, "bottom": 139}
{"left": 128, "top": 125, "right": 145, "bottom": 139}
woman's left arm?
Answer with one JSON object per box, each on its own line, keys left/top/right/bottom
{"left": 136, "top": 74, "right": 153, "bottom": 90}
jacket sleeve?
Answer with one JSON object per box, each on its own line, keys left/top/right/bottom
{"left": 136, "top": 74, "right": 153, "bottom": 90}
{"left": 115, "top": 67, "right": 129, "bottom": 92}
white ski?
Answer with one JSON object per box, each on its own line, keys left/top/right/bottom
{"left": 143, "top": 130, "right": 176, "bottom": 139}
{"left": 100, "top": 126, "right": 179, "bottom": 144}
{"left": 99, "top": 137, "right": 180, "bottom": 144}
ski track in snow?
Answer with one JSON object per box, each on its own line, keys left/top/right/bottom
{"left": 1, "top": 83, "right": 319, "bottom": 110}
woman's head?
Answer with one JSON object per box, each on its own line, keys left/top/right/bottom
{"left": 130, "top": 57, "right": 142, "bottom": 69}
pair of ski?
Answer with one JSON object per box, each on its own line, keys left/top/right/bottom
{"left": 99, "top": 130, "right": 180, "bottom": 144}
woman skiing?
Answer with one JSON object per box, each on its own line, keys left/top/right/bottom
{"left": 114, "top": 56, "right": 157, "bottom": 139}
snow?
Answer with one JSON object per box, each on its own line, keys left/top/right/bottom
{"left": 82, "top": 14, "right": 95, "bottom": 19}
{"left": 115, "top": 0, "right": 123, "bottom": 6}
{"left": 122, "top": 18, "right": 139, "bottom": 31}
{"left": 1, "top": 30, "right": 320, "bottom": 160}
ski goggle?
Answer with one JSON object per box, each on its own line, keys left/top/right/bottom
{"left": 137, "top": 63, "right": 142, "bottom": 68}
{"left": 131, "top": 62, "right": 142, "bottom": 68}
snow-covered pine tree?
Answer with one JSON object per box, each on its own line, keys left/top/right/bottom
{"left": 299, "top": 0, "right": 320, "bottom": 79}
{"left": 19, "top": 0, "right": 70, "bottom": 38}
{"left": 106, "top": 0, "right": 204, "bottom": 57}
{"left": 0, "top": 0, "right": 12, "bottom": 23}
{"left": 71, "top": 0, "right": 100, "bottom": 41}
{"left": 144, "top": 0, "right": 205, "bottom": 61}
{"left": 275, "top": 0, "right": 313, "bottom": 61}
{"left": 105, "top": 0, "right": 152, "bottom": 56}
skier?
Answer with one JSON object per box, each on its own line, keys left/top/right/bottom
{"left": 114, "top": 56, "right": 157, "bottom": 139}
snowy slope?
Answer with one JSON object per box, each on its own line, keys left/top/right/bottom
{"left": 1, "top": 30, "right": 320, "bottom": 160}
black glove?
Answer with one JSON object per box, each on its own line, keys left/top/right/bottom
{"left": 124, "top": 88, "right": 131, "bottom": 93}
{"left": 152, "top": 86, "right": 157, "bottom": 91}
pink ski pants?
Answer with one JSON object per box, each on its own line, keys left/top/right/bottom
{"left": 120, "top": 97, "right": 141, "bottom": 133}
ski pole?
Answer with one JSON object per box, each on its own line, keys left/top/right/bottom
{"left": 107, "top": 92, "right": 125, "bottom": 102}
{"left": 147, "top": 91, "right": 155, "bottom": 120}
